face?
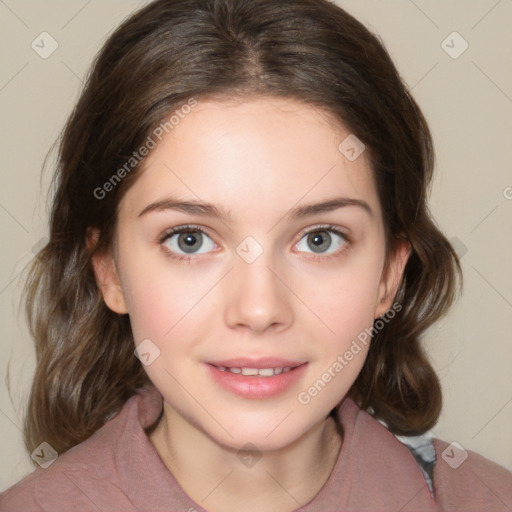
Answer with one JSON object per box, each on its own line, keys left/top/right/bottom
{"left": 93, "top": 96, "right": 408, "bottom": 452}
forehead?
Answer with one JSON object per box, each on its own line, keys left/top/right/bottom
{"left": 118, "top": 96, "right": 380, "bottom": 223}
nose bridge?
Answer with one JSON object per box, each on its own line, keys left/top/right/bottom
{"left": 223, "top": 241, "right": 292, "bottom": 332}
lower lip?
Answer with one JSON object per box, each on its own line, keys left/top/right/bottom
{"left": 205, "top": 363, "right": 309, "bottom": 399}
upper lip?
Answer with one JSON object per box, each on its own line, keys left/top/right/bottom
{"left": 207, "top": 357, "right": 307, "bottom": 369}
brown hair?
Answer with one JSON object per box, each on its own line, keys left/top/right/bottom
{"left": 22, "top": 0, "right": 461, "bottom": 460}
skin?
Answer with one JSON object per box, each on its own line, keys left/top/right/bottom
{"left": 92, "top": 96, "right": 410, "bottom": 512}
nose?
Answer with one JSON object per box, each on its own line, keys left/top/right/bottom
{"left": 223, "top": 254, "right": 293, "bottom": 334}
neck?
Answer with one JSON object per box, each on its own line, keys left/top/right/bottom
{"left": 149, "top": 404, "right": 343, "bottom": 512}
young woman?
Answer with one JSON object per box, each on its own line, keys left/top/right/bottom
{"left": 1, "top": 0, "right": 511, "bottom": 511}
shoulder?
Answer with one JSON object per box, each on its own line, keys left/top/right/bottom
{"left": 0, "top": 389, "right": 156, "bottom": 512}
{"left": 337, "top": 399, "right": 439, "bottom": 509}
{"left": 340, "top": 399, "right": 512, "bottom": 511}
{"left": 433, "top": 438, "right": 512, "bottom": 511}
{"left": 1, "top": 469, "right": 43, "bottom": 512}
{"left": 0, "top": 464, "right": 136, "bottom": 512}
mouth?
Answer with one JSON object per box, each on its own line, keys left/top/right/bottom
{"left": 211, "top": 364, "right": 301, "bottom": 377}
{"left": 204, "top": 359, "right": 309, "bottom": 399}
{"left": 207, "top": 357, "right": 306, "bottom": 370}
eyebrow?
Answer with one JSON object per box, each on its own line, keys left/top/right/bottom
{"left": 137, "top": 196, "right": 373, "bottom": 222}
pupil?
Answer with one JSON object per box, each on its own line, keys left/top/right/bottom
{"left": 309, "top": 231, "right": 330, "bottom": 253}
{"left": 179, "top": 231, "right": 202, "bottom": 253}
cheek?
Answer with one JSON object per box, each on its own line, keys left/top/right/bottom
{"left": 295, "top": 269, "right": 381, "bottom": 410}
{"left": 303, "top": 253, "right": 385, "bottom": 344}
{"left": 318, "top": 282, "right": 378, "bottom": 378}
{"left": 120, "top": 248, "right": 217, "bottom": 344}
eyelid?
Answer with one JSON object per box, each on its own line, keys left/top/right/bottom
{"left": 295, "top": 223, "right": 349, "bottom": 241}
{"left": 158, "top": 224, "right": 215, "bottom": 244}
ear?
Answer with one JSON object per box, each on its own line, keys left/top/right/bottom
{"left": 375, "top": 238, "right": 410, "bottom": 318}
{"left": 87, "top": 228, "right": 129, "bottom": 315}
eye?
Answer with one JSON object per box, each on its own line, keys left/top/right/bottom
{"left": 159, "top": 225, "right": 216, "bottom": 260}
{"left": 295, "top": 225, "right": 349, "bottom": 259}
{"left": 158, "top": 223, "right": 350, "bottom": 262}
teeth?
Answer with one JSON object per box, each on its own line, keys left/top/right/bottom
{"left": 217, "top": 366, "right": 294, "bottom": 376}
{"left": 242, "top": 367, "right": 259, "bottom": 376}
{"left": 257, "top": 368, "right": 274, "bottom": 376}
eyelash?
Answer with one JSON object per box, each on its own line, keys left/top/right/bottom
{"left": 157, "top": 224, "right": 351, "bottom": 263}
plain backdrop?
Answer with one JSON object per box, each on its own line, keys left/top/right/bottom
{"left": 1, "top": 0, "right": 511, "bottom": 492}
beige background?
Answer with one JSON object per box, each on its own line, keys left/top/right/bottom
{"left": 1, "top": 0, "right": 511, "bottom": 492}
